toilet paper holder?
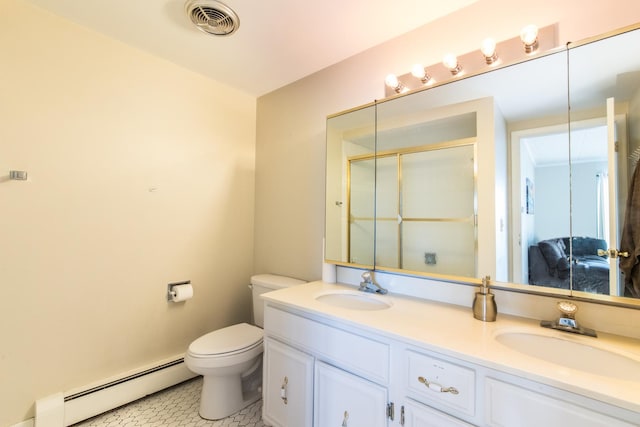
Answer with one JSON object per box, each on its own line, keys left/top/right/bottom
{"left": 167, "top": 280, "right": 191, "bottom": 301}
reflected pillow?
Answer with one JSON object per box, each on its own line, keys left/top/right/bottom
{"left": 538, "top": 239, "right": 567, "bottom": 271}
{"left": 557, "top": 256, "right": 570, "bottom": 280}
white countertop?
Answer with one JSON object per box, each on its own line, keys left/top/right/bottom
{"left": 262, "top": 280, "right": 640, "bottom": 415}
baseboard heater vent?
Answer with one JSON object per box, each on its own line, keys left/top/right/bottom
{"left": 62, "top": 356, "right": 196, "bottom": 426}
{"left": 64, "top": 358, "right": 184, "bottom": 402}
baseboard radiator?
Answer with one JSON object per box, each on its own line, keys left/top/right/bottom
{"left": 36, "top": 356, "right": 197, "bottom": 427}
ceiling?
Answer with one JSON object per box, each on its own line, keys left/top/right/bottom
{"left": 24, "top": 0, "right": 477, "bottom": 97}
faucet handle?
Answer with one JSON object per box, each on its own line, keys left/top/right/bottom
{"left": 557, "top": 301, "right": 578, "bottom": 328}
{"left": 557, "top": 301, "right": 578, "bottom": 317}
{"left": 361, "top": 271, "right": 372, "bottom": 282}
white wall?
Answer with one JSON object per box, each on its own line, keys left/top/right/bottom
{"left": 535, "top": 163, "right": 572, "bottom": 241}
{"left": 572, "top": 161, "right": 610, "bottom": 237}
{"left": 0, "top": 1, "right": 256, "bottom": 425}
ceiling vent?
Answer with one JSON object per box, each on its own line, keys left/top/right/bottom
{"left": 185, "top": 0, "right": 240, "bottom": 36}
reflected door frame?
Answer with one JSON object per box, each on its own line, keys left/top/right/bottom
{"left": 510, "top": 122, "right": 570, "bottom": 284}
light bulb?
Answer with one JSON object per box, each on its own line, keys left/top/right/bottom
{"left": 520, "top": 24, "right": 539, "bottom": 53}
{"left": 385, "top": 74, "right": 399, "bottom": 88}
{"left": 411, "top": 64, "right": 426, "bottom": 79}
{"left": 411, "top": 64, "right": 432, "bottom": 84}
{"left": 481, "top": 38, "right": 498, "bottom": 64}
{"left": 384, "top": 74, "right": 404, "bottom": 93}
{"left": 442, "top": 54, "right": 461, "bottom": 75}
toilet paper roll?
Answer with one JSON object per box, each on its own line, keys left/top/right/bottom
{"left": 171, "top": 284, "right": 194, "bottom": 302}
{"left": 322, "top": 262, "right": 337, "bottom": 283}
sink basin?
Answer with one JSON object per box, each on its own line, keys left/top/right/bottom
{"left": 315, "top": 290, "right": 392, "bottom": 311}
{"left": 495, "top": 331, "right": 640, "bottom": 381}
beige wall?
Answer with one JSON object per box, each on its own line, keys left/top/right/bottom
{"left": 255, "top": 0, "right": 640, "bottom": 279}
{"left": 0, "top": 1, "right": 256, "bottom": 425}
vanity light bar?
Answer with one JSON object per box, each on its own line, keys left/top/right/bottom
{"left": 384, "top": 24, "right": 557, "bottom": 97}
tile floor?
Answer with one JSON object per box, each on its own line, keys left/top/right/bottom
{"left": 73, "top": 377, "right": 268, "bottom": 426}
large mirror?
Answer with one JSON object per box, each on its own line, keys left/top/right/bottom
{"left": 325, "top": 23, "right": 640, "bottom": 306}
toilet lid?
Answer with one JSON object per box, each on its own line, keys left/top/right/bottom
{"left": 189, "top": 323, "right": 263, "bottom": 356}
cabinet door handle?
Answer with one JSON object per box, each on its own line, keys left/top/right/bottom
{"left": 341, "top": 410, "right": 349, "bottom": 427}
{"left": 280, "top": 376, "right": 288, "bottom": 404}
{"left": 417, "top": 376, "right": 459, "bottom": 395}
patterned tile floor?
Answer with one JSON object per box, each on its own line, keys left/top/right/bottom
{"left": 73, "top": 377, "right": 268, "bottom": 426}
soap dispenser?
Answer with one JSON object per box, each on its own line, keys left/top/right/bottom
{"left": 473, "top": 276, "right": 497, "bottom": 322}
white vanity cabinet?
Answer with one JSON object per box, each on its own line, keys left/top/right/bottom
{"left": 399, "top": 346, "right": 639, "bottom": 426}
{"left": 483, "top": 375, "right": 638, "bottom": 427}
{"left": 263, "top": 304, "right": 393, "bottom": 427}
{"left": 261, "top": 291, "right": 640, "bottom": 427}
{"left": 314, "top": 361, "right": 388, "bottom": 427}
{"left": 402, "top": 400, "right": 474, "bottom": 427}
{"left": 263, "top": 338, "right": 314, "bottom": 427}
{"left": 398, "top": 347, "right": 478, "bottom": 426}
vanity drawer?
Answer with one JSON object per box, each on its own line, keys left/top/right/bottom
{"left": 405, "top": 349, "right": 476, "bottom": 417}
{"left": 485, "top": 378, "right": 637, "bottom": 427}
{"left": 264, "top": 305, "right": 390, "bottom": 384}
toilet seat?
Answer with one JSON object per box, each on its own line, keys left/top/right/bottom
{"left": 188, "top": 323, "right": 263, "bottom": 357}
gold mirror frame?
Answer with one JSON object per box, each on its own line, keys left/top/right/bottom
{"left": 325, "top": 22, "right": 640, "bottom": 309}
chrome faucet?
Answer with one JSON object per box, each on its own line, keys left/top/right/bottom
{"left": 358, "top": 271, "right": 388, "bottom": 294}
{"left": 540, "top": 301, "right": 597, "bottom": 337}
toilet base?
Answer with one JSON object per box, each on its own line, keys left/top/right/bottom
{"left": 198, "top": 373, "right": 261, "bottom": 420}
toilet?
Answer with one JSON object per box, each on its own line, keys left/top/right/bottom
{"left": 184, "top": 274, "right": 305, "bottom": 420}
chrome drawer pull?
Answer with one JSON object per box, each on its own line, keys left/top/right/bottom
{"left": 280, "top": 376, "right": 288, "bottom": 404}
{"left": 342, "top": 410, "right": 349, "bottom": 427}
{"left": 418, "top": 376, "right": 459, "bottom": 395}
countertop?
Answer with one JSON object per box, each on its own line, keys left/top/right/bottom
{"left": 261, "top": 280, "right": 640, "bottom": 415}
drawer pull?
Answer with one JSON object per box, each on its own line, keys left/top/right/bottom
{"left": 418, "top": 376, "right": 459, "bottom": 395}
{"left": 280, "top": 376, "right": 288, "bottom": 404}
{"left": 342, "top": 410, "right": 349, "bottom": 427}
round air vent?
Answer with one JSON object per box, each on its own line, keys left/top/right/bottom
{"left": 185, "top": 0, "right": 239, "bottom": 36}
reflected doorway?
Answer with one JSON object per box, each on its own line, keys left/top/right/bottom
{"left": 511, "top": 114, "right": 628, "bottom": 296}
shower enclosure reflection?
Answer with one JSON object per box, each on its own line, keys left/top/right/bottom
{"left": 374, "top": 140, "right": 476, "bottom": 275}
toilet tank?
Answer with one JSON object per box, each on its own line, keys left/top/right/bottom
{"left": 251, "top": 274, "right": 306, "bottom": 327}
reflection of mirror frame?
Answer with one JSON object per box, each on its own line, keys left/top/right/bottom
{"left": 325, "top": 103, "right": 377, "bottom": 269}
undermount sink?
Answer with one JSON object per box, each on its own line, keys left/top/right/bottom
{"left": 315, "top": 290, "right": 392, "bottom": 311}
{"left": 495, "top": 330, "right": 640, "bottom": 381}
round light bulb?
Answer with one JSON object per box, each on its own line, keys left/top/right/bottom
{"left": 481, "top": 37, "right": 498, "bottom": 64}
{"left": 411, "top": 64, "right": 426, "bottom": 79}
{"left": 442, "top": 54, "right": 458, "bottom": 70}
{"left": 520, "top": 24, "right": 539, "bottom": 46}
{"left": 385, "top": 74, "right": 399, "bottom": 89}
{"left": 480, "top": 38, "right": 496, "bottom": 58}
{"left": 442, "top": 54, "right": 462, "bottom": 75}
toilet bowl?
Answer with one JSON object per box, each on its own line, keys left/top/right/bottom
{"left": 185, "top": 323, "right": 263, "bottom": 420}
{"left": 184, "top": 274, "right": 305, "bottom": 420}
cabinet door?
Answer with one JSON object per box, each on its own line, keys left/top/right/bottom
{"left": 314, "top": 361, "right": 388, "bottom": 427}
{"left": 403, "top": 400, "right": 473, "bottom": 427}
{"left": 263, "top": 338, "right": 314, "bottom": 427}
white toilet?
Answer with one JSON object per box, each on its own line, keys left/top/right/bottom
{"left": 184, "top": 274, "right": 305, "bottom": 420}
